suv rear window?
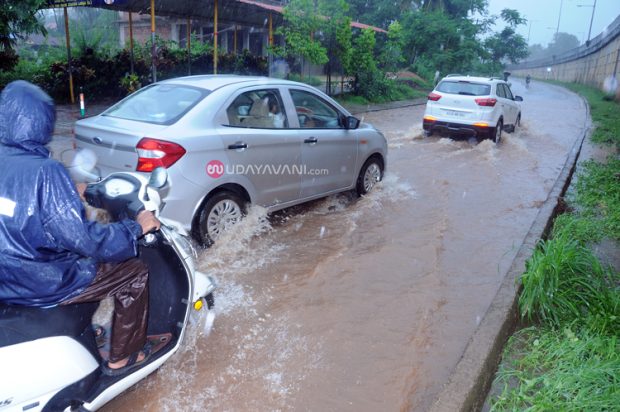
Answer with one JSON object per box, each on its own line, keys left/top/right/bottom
{"left": 436, "top": 81, "right": 491, "bottom": 96}
{"left": 103, "top": 84, "right": 208, "bottom": 125}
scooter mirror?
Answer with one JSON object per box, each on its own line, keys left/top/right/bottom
{"left": 148, "top": 167, "right": 168, "bottom": 189}
{"left": 69, "top": 148, "right": 100, "bottom": 182}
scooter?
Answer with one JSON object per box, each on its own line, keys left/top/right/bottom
{"left": 0, "top": 168, "right": 216, "bottom": 412}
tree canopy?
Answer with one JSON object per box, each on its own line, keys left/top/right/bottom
{"left": 0, "top": 0, "right": 47, "bottom": 70}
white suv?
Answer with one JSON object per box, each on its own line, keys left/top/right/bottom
{"left": 422, "top": 75, "right": 523, "bottom": 143}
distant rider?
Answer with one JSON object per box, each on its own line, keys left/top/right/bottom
{"left": 526, "top": 74, "right": 531, "bottom": 88}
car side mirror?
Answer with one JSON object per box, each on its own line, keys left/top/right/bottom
{"left": 344, "top": 116, "right": 360, "bottom": 130}
{"left": 514, "top": 96, "right": 523, "bottom": 102}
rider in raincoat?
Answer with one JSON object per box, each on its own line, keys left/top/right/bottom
{"left": 0, "top": 80, "right": 161, "bottom": 374}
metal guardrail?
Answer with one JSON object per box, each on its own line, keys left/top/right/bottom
{"left": 507, "top": 14, "right": 620, "bottom": 70}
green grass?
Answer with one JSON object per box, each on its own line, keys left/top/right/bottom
{"left": 573, "top": 158, "right": 620, "bottom": 240}
{"left": 490, "top": 326, "right": 620, "bottom": 411}
{"left": 518, "top": 229, "right": 619, "bottom": 334}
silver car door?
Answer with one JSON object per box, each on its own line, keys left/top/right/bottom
{"left": 288, "top": 88, "right": 358, "bottom": 198}
{"left": 217, "top": 87, "right": 302, "bottom": 207}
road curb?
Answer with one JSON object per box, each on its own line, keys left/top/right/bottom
{"left": 428, "top": 95, "right": 591, "bottom": 412}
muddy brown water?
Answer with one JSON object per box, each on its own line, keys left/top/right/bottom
{"left": 102, "top": 80, "right": 587, "bottom": 411}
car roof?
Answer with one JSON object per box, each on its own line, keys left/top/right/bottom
{"left": 159, "top": 75, "right": 305, "bottom": 91}
{"left": 439, "top": 75, "right": 504, "bottom": 84}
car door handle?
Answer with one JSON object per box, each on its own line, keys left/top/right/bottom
{"left": 304, "top": 137, "right": 318, "bottom": 144}
{"left": 227, "top": 142, "right": 248, "bottom": 150}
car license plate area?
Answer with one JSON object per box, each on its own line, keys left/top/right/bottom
{"left": 442, "top": 109, "right": 467, "bottom": 118}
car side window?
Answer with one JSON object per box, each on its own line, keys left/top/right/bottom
{"left": 503, "top": 84, "right": 515, "bottom": 100}
{"left": 289, "top": 89, "right": 342, "bottom": 129}
{"left": 225, "top": 89, "right": 288, "bottom": 129}
{"left": 495, "top": 84, "right": 507, "bottom": 99}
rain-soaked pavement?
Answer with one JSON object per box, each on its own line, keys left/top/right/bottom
{"left": 98, "top": 79, "right": 587, "bottom": 411}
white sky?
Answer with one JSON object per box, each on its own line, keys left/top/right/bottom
{"left": 486, "top": 0, "right": 620, "bottom": 46}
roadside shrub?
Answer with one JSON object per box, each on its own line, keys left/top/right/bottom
{"left": 519, "top": 230, "right": 619, "bottom": 334}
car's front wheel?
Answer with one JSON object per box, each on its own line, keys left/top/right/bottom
{"left": 492, "top": 120, "right": 503, "bottom": 144}
{"left": 356, "top": 157, "right": 384, "bottom": 196}
{"left": 195, "top": 191, "right": 246, "bottom": 246}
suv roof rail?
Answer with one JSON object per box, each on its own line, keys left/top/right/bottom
{"left": 489, "top": 76, "right": 504, "bottom": 81}
{"left": 445, "top": 73, "right": 464, "bottom": 77}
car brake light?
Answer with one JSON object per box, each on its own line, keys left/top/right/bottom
{"left": 427, "top": 92, "right": 441, "bottom": 101}
{"left": 475, "top": 98, "right": 497, "bottom": 107}
{"left": 136, "top": 138, "right": 186, "bottom": 172}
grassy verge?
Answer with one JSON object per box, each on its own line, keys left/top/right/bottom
{"left": 488, "top": 83, "right": 620, "bottom": 411}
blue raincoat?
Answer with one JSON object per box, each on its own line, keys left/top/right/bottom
{"left": 0, "top": 81, "right": 143, "bottom": 306}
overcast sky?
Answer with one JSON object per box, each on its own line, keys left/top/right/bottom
{"left": 486, "top": 0, "right": 620, "bottom": 46}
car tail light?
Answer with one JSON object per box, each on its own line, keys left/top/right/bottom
{"left": 427, "top": 92, "right": 442, "bottom": 101}
{"left": 136, "top": 138, "right": 186, "bottom": 172}
{"left": 475, "top": 98, "right": 497, "bottom": 107}
{"left": 473, "top": 122, "right": 489, "bottom": 127}
{"left": 423, "top": 115, "right": 437, "bottom": 122}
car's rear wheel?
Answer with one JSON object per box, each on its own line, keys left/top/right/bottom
{"left": 356, "top": 156, "right": 384, "bottom": 196}
{"left": 195, "top": 191, "right": 246, "bottom": 246}
{"left": 492, "top": 120, "right": 503, "bottom": 144}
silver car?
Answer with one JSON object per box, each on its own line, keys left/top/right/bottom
{"left": 75, "top": 75, "right": 387, "bottom": 245}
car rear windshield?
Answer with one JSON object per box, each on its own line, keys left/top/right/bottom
{"left": 103, "top": 84, "right": 208, "bottom": 125}
{"left": 436, "top": 80, "right": 490, "bottom": 96}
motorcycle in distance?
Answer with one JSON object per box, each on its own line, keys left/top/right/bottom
{"left": 0, "top": 167, "right": 217, "bottom": 412}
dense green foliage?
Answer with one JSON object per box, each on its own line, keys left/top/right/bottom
{"left": 276, "top": 0, "right": 528, "bottom": 99}
{"left": 0, "top": 37, "right": 267, "bottom": 102}
{"left": 2, "top": 0, "right": 530, "bottom": 102}
{"left": 0, "top": 0, "right": 47, "bottom": 70}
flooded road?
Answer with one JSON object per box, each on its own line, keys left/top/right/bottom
{"left": 104, "top": 80, "right": 587, "bottom": 411}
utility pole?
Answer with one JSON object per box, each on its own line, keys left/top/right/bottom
{"left": 555, "top": 0, "right": 563, "bottom": 35}
{"left": 527, "top": 20, "right": 539, "bottom": 44}
{"left": 577, "top": 0, "right": 597, "bottom": 44}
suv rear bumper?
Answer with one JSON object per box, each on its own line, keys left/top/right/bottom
{"left": 423, "top": 119, "right": 493, "bottom": 138}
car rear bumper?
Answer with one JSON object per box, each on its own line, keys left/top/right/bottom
{"left": 423, "top": 119, "right": 493, "bottom": 138}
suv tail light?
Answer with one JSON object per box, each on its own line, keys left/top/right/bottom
{"left": 427, "top": 92, "right": 442, "bottom": 101}
{"left": 475, "top": 98, "right": 497, "bottom": 107}
{"left": 136, "top": 138, "right": 186, "bottom": 172}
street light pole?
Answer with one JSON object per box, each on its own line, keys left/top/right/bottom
{"left": 556, "top": 0, "right": 564, "bottom": 35}
{"left": 527, "top": 19, "right": 539, "bottom": 44}
{"left": 577, "top": 0, "right": 597, "bottom": 43}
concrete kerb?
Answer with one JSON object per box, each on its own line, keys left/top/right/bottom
{"left": 429, "top": 95, "right": 591, "bottom": 412}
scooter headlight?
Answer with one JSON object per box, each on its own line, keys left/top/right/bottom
{"left": 104, "top": 178, "right": 136, "bottom": 198}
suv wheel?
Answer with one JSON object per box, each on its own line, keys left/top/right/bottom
{"left": 492, "top": 120, "right": 503, "bottom": 144}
